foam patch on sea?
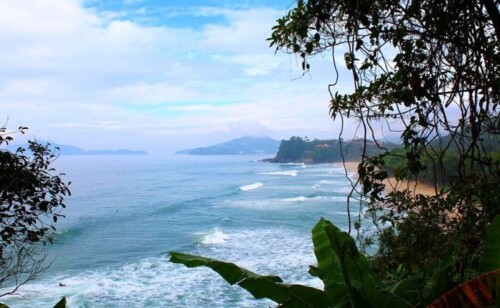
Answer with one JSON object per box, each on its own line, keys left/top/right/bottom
{"left": 239, "top": 182, "right": 263, "bottom": 191}
{"left": 1, "top": 228, "right": 322, "bottom": 307}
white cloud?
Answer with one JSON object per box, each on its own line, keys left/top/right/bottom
{"left": 213, "top": 54, "right": 282, "bottom": 76}
{"left": 102, "top": 82, "right": 198, "bottom": 104}
{"left": 123, "top": 0, "right": 144, "bottom": 5}
{"left": 0, "top": 0, "right": 348, "bottom": 153}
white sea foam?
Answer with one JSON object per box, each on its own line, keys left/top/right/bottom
{"left": 282, "top": 196, "right": 309, "bottom": 202}
{"left": 1, "top": 257, "right": 255, "bottom": 307}
{"left": 319, "top": 180, "right": 334, "bottom": 184}
{"left": 200, "top": 228, "right": 230, "bottom": 245}
{"left": 280, "top": 163, "right": 305, "bottom": 166}
{"left": 239, "top": 182, "right": 263, "bottom": 191}
{"left": 261, "top": 170, "right": 298, "bottom": 177}
{"left": 1, "top": 228, "right": 320, "bottom": 307}
{"left": 282, "top": 195, "right": 348, "bottom": 203}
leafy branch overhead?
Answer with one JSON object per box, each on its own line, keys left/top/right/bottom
{"left": 269, "top": 0, "right": 499, "bottom": 184}
{"left": 269, "top": 0, "right": 499, "bottom": 292}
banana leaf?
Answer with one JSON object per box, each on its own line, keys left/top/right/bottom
{"left": 170, "top": 252, "right": 329, "bottom": 307}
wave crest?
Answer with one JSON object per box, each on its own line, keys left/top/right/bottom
{"left": 239, "top": 182, "right": 263, "bottom": 191}
{"left": 200, "top": 228, "right": 230, "bottom": 245}
{"left": 261, "top": 170, "right": 298, "bottom": 177}
{"left": 282, "top": 196, "right": 308, "bottom": 202}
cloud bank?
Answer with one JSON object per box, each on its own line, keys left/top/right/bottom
{"left": 0, "top": 0, "right": 346, "bottom": 153}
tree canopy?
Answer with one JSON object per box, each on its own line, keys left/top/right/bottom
{"left": 0, "top": 126, "right": 70, "bottom": 296}
{"left": 269, "top": 0, "right": 500, "bottom": 292}
{"left": 264, "top": 136, "right": 397, "bottom": 163}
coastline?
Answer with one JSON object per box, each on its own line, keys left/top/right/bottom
{"left": 336, "top": 161, "right": 436, "bottom": 196}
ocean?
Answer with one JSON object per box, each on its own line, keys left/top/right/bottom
{"left": 1, "top": 154, "right": 361, "bottom": 307}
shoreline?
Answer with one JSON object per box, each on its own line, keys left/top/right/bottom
{"left": 335, "top": 161, "right": 436, "bottom": 196}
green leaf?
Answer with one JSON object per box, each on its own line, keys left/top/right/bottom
{"left": 482, "top": 215, "right": 500, "bottom": 272}
{"left": 360, "top": 63, "right": 371, "bottom": 70}
{"left": 305, "top": 42, "right": 313, "bottom": 54}
{"left": 311, "top": 218, "right": 411, "bottom": 308}
{"left": 311, "top": 218, "right": 378, "bottom": 304}
{"left": 425, "top": 246, "right": 455, "bottom": 301}
{"left": 310, "top": 218, "right": 341, "bottom": 281}
{"left": 170, "top": 252, "right": 329, "bottom": 307}
{"left": 310, "top": 218, "right": 344, "bottom": 303}
{"left": 0, "top": 303, "right": 10, "bottom": 308}
{"left": 278, "top": 284, "right": 331, "bottom": 308}
{"left": 53, "top": 297, "right": 66, "bottom": 308}
{"left": 384, "top": 275, "right": 423, "bottom": 305}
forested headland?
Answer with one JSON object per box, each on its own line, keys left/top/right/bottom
{"left": 264, "top": 134, "right": 500, "bottom": 189}
{"left": 262, "top": 136, "right": 395, "bottom": 164}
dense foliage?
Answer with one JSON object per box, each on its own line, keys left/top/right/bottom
{"left": 383, "top": 132, "right": 500, "bottom": 186}
{"left": 269, "top": 0, "right": 500, "bottom": 291}
{"left": 0, "top": 126, "right": 70, "bottom": 296}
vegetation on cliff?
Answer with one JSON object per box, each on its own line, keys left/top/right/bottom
{"left": 263, "top": 136, "right": 396, "bottom": 164}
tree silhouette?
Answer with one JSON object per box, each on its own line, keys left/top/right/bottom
{"left": 0, "top": 125, "right": 70, "bottom": 296}
{"left": 269, "top": 0, "right": 499, "bottom": 288}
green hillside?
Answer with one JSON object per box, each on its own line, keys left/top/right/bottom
{"left": 263, "top": 136, "right": 396, "bottom": 164}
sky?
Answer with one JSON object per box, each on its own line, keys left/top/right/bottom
{"left": 0, "top": 0, "right": 358, "bottom": 154}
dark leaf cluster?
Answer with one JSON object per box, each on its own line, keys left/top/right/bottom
{"left": 269, "top": 0, "right": 500, "bottom": 290}
{"left": 0, "top": 125, "right": 70, "bottom": 293}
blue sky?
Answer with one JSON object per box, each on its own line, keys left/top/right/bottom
{"left": 0, "top": 0, "right": 357, "bottom": 153}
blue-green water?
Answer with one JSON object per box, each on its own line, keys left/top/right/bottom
{"left": 1, "top": 155, "right": 360, "bottom": 307}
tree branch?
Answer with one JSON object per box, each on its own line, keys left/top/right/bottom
{"left": 483, "top": 0, "right": 500, "bottom": 42}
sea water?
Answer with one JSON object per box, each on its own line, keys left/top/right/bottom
{"left": 1, "top": 154, "right": 361, "bottom": 307}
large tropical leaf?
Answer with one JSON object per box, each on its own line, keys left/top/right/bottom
{"left": 310, "top": 219, "right": 380, "bottom": 293}
{"left": 309, "top": 218, "right": 343, "bottom": 282}
{"left": 428, "top": 268, "right": 500, "bottom": 307}
{"left": 322, "top": 222, "right": 381, "bottom": 288}
{"left": 424, "top": 245, "right": 456, "bottom": 302}
{"left": 170, "top": 252, "right": 329, "bottom": 307}
{"left": 0, "top": 297, "right": 65, "bottom": 308}
{"left": 53, "top": 297, "right": 66, "bottom": 308}
{"left": 310, "top": 218, "right": 411, "bottom": 308}
{"left": 385, "top": 274, "right": 423, "bottom": 303}
{"left": 309, "top": 218, "right": 345, "bottom": 304}
{"left": 482, "top": 214, "right": 500, "bottom": 272}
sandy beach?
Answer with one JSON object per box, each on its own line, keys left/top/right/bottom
{"left": 335, "top": 161, "right": 437, "bottom": 196}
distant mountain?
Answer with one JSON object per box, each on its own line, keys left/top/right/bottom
{"left": 176, "top": 136, "right": 280, "bottom": 155}
{"left": 6, "top": 141, "right": 148, "bottom": 155}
